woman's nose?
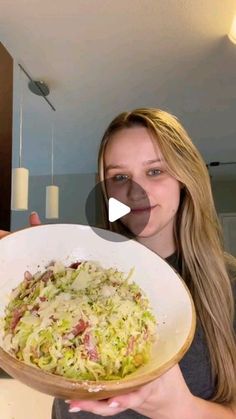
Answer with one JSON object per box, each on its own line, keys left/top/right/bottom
{"left": 127, "top": 179, "right": 147, "bottom": 201}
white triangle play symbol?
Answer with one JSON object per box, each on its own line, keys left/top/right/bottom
{"left": 108, "top": 198, "right": 131, "bottom": 222}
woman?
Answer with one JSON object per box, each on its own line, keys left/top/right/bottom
{"left": 57, "top": 108, "right": 236, "bottom": 418}
{"left": 1, "top": 108, "right": 236, "bottom": 418}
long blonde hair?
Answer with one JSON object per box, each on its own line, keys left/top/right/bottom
{"left": 97, "top": 108, "right": 236, "bottom": 404}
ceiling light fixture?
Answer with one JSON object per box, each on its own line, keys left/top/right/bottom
{"left": 18, "top": 63, "right": 59, "bottom": 219}
{"left": 19, "top": 63, "right": 56, "bottom": 111}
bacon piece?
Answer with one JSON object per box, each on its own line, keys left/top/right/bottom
{"left": 83, "top": 333, "right": 99, "bottom": 361}
{"left": 31, "top": 303, "right": 40, "bottom": 312}
{"left": 134, "top": 292, "right": 142, "bottom": 302}
{"left": 126, "top": 336, "right": 136, "bottom": 355}
{"left": 10, "top": 306, "right": 27, "bottom": 332}
{"left": 69, "top": 262, "right": 81, "bottom": 269}
{"left": 24, "top": 271, "right": 33, "bottom": 281}
{"left": 72, "top": 319, "right": 89, "bottom": 337}
{"left": 22, "top": 271, "right": 34, "bottom": 290}
{"left": 40, "top": 270, "right": 53, "bottom": 283}
{"left": 39, "top": 296, "right": 47, "bottom": 302}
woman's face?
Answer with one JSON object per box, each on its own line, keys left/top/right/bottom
{"left": 104, "top": 126, "right": 181, "bottom": 238}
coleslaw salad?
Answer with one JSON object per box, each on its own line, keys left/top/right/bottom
{"left": 0, "top": 260, "right": 157, "bottom": 381}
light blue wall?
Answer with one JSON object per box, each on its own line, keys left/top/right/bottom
{"left": 11, "top": 173, "right": 96, "bottom": 231}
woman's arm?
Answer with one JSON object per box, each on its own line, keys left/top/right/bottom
{"left": 67, "top": 365, "right": 236, "bottom": 418}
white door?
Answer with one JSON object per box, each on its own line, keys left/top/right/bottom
{"left": 219, "top": 213, "right": 236, "bottom": 257}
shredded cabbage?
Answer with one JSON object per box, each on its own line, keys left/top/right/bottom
{"left": 0, "top": 260, "right": 157, "bottom": 381}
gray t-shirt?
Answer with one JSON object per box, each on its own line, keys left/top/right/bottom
{"left": 51, "top": 253, "right": 236, "bottom": 419}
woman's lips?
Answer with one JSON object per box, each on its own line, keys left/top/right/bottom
{"left": 131, "top": 205, "right": 157, "bottom": 213}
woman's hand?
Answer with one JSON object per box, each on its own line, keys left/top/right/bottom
{"left": 67, "top": 364, "right": 195, "bottom": 419}
{"left": 0, "top": 212, "right": 41, "bottom": 239}
{"left": 0, "top": 230, "right": 10, "bottom": 239}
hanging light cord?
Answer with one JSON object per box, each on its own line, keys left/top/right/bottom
{"left": 51, "top": 123, "right": 54, "bottom": 185}
{"left": 18, "top": 64, "right": 57, "bottom": 185}
{"left": 19, "top": 69, "right": 23, "bottom": 168}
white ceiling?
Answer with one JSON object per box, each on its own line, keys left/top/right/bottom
{"left": 1, "top": 0, "right": 236, "bottom": 180}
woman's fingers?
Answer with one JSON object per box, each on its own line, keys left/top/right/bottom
{"left": 0, "top": 230, "right": 10, "bottom": 239}
{"left": 0, "top": 211, "right": 40, "bottom": 240}
{"left": 67, "top": 386, "right": 150, "bottom": 416}
{"left": 67, "top": 399, "right": 124, "bottom": 416}
{"left": 29, "top": 211, "right": 41, "bottom": 226}
{"left": 0, "top": 211, "right": 40, "bottom": 239}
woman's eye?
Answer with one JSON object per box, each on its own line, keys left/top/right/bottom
{"left": 147, "top": 168, "right": 162, "bottom": 176}
{"left": 112, "top": 174, "right": 129, "bottom": 182}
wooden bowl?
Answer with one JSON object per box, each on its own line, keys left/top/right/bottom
{"left": 0, "top": 224, "right": 196, "bottom": 400}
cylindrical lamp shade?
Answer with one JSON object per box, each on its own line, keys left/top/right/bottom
{"left": 46, "top": 185, "right": 59, "bottom": 219}
{"left": 228, "top": 16, "right": 236, "bottom": 44}
{"left": 11, "top": 167, "right": 29, "bottom": 211}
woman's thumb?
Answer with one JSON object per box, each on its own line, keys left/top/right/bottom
{"left": 30, "top": 211, "right": 41, "bottom": 226}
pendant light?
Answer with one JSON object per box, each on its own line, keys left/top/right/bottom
{"left": 228, "top": 15, "right": 236, "bottom": 44}
{"left": 11, "top": 68, "right": 29, "bottom": 211}
{"left": 45, "top": 121, "right": 59, "bottom": 219}
{"left": 14, "top": 63, "right": 57, "bottom": 215}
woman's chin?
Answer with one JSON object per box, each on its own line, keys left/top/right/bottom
{"left": 123, "top": 221, "right": 159, "bottom": 239}
{"left": 136, "top": 228, "right": 158, "bottom": 239}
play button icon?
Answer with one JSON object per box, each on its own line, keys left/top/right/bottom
{"left": 108, "top": 198, "right": 131, "bottom": 222}
{"left": 85, "top": 178, "right": 151, "bottom": 242}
